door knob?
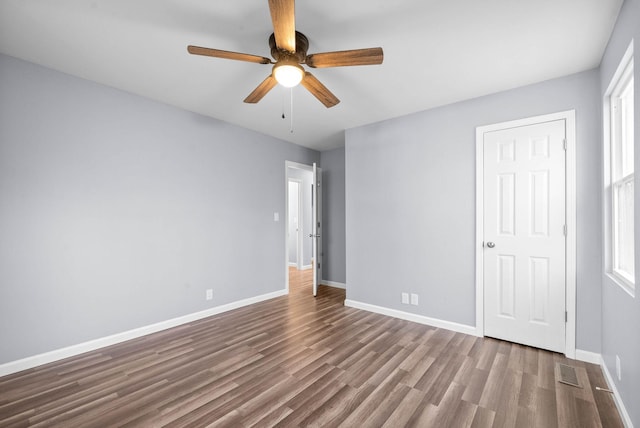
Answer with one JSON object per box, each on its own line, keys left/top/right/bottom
{"left": 486, "top": 242, "right": 495, "bottom": 248}
{"left": 309, "top": 234, "right": 320, "bottom": 238}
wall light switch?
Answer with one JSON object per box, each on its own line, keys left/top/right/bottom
{"left": 401, "top": 293, "right": 409, "bottom": 304}
{"left": 410, "top": 293, "right": 419, "bottom": 306}
{"left": 274, "top": 212, "right": 280, "bottom": 222}
{"left": 206, "top": 289, "right": 213, "bottom": 301}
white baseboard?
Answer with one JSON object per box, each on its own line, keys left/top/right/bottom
{"left": 0, "top": 289, "right": 287, "bottom": 377}
{"left": 601, "top": 357, "right": 634, "bottom": 428}
{"left": 574, "top": 349, "right": 601, "bottom": 365}
{"left": 321, "top": 279, "right": 346, "bottom": 289}
{"left": 288, "top": 262, "right": 297, "bottom": 267}
{"left": 301, "top": 264, "right": 312, "bottom": 271}
{"left": 574, "top": 351, "right": 633, "bottom": 428}
{"left": 344, "top": 299, "right": 479, "bottom": 337}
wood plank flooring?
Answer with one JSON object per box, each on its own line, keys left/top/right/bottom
{"left": 0, "top": 268, "right": 623, "bottom": 427}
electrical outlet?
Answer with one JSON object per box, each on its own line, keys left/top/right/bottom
{"left": 206, "top": 289, "right": 213, "bottom": 301}
{"left": 401, "top": 293, "right": 409, "bottom": 304}
{"left": 616, "top": 355, "right": 621, "bottom": 381}
{"left": 410, "top": 293, "right": 419, "bottom": 306}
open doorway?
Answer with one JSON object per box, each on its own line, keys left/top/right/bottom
{"left": 285, "top": 161, "right": 321, "bottom": 295}
{"left": 287, "top": 179, "right": 303, "bottom": 270}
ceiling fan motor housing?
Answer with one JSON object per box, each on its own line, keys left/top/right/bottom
{"left": 269, "top": 31, "right": 309, "bottom": 63}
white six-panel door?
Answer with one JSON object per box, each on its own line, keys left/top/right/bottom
{"left": 483, "top": 119, "right": 566, "bottom": 353}
{"left": 312, "top": 163, "right": 318, "bottom": 296}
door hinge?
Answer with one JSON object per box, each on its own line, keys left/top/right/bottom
{"left": 563, "top": 225, "right": 567, "bottom": 236}
{"left": 565, "top": 311, "right": 568, "bottom": 322}
{"left": 563, "top": 139, "right": 567, "bottom": 151}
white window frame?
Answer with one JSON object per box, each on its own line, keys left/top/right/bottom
{"left": 604, "top": 40, "right": 635, "bottom": 296}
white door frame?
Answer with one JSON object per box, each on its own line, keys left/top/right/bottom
{"left": 285, "top": 161, "right": 321, "bottom": 294}
{"left": 475, "top": 110, "right": 576, "bottom": 358}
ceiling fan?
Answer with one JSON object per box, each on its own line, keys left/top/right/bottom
{"left": 187, "top": 0, "right": 383, "bottom": 108}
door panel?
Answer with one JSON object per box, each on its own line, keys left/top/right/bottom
{"left": 483, "top": 119, "right": 566, "bottom": 353}
{"left": 530, "top": 170, "right": 550, "bottom": 236}
{"left": 497, "top": 255, "right": 516, "bottom": 317}
{"left": 498, "top": 173, "right": 516, "bottom": 235}
{"left": 529, "top": 256, "right": 550, "bottom": 322}
{"left": 311, "top": 163, "right": 321, "bottom": 297}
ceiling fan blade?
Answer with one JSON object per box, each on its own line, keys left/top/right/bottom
{"left": 187, "top": 46, "right": 272, "bottom": 64}
{"left": 244, "top": 75, "right": 278, "bottom": 103}
{"left": 268, "top": 0, "right": 296, "bottom": 52}
{"left": 301, "top": 72, "right": 340, "bottom": 108}
{"left": 306, "top": 47, "right": 384, "bottom": 68}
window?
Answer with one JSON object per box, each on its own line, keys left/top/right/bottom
{"left": 607, "top": 43, "right": 634, "bottom": 293}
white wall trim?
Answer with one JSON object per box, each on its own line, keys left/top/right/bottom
{"left": 285, "top": 160, "right": 316, "bottom": 294}
{"left": 475, "top": 110, "right": 577, "bottom": 359}
{"left": 603, "top": 40, "right": 636, "bottom": 298}
{"left": 574, "top": 351, "right": 633, "bottom": 427}
{"left": 285, "top": 160, "right": 314, "bottom": 171}
{"left": 574, "top": 349, "right": 602, "bottom": 365}
{"left": 601, "top": 357, "right": 634, "bottom": 428}
{"left": 300, "top": 264, "right": 313, "bottom": 271}
{"left": 0, "top": 289, "right": 287, "bottom": 377}
{"left": 344, "top": 299, "right": 479, "bottom": 337}
{"left": 321, "top": 279, "right": 346, "bottom": 289}
{"left": 288, "top": 262, "right": 298, "bottom": 267}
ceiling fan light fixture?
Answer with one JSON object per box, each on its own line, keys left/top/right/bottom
{"left": 273, "top": 60, "right": 304, "bottom": 88}
{"left": 188, "top": 1, "right": 381, "bottom": 107}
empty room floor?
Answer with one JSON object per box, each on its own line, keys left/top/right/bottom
{"left": 0, "top": 273, "right": 623, "bottom": 427}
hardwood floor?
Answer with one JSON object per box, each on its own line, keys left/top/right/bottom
{"left": 0, "top": 269, "right": 623, "bottom": 427}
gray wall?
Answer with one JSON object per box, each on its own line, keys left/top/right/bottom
{"left": 346, "top": 69, "right": 602, "bottom": 351}
{"left": 320, "top": 147, "right": 346, "bottom": 284}
{"left": 0, "top": 54, "right": 319, "bottom": 364}
{"left": 599, "top": 0, "right": 640, "bottom": 424}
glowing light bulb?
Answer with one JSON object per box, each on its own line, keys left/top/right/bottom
{"left": 273, "top": 61, "right": 304, "bottom": 88}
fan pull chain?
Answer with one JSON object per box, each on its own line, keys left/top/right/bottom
{"left": 279, "top": 88, "right": 294, "bottom": 133}
{"left": 290, "top": 88, "right": 294, "bottom": 133}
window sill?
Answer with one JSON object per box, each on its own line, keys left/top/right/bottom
{"left": 607, "top": 272, "right": 635, "bottom": 297}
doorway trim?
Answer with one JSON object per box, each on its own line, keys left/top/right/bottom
{"left": 475, "top": 110, "right": 576, "bottom": 358}
{"left": 285, "top": 160, "right": 320, "bottom": 294}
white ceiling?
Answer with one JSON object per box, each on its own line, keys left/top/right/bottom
{"left": 0, "top": 0, "right": 623, "bottom": 151}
